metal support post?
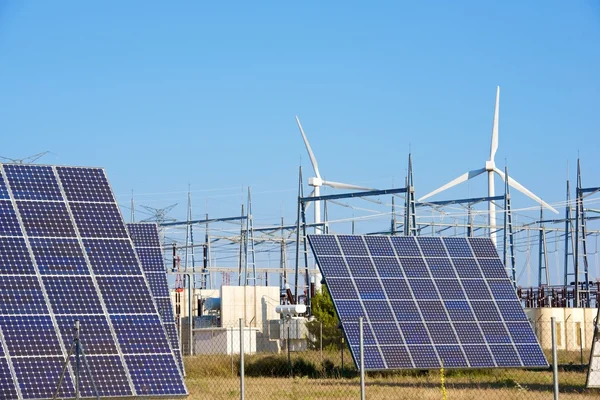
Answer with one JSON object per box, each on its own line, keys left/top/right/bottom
{"left": 360, "top": 317, "right": 365, "bottom": 400}
{"left": 551, "top": 317, "right": 559, "bottom": 400}
{"left": 239, "top": 318, "right": 244, "bottom": 400}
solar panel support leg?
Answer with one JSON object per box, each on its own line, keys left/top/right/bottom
{"left": 359, "top": 317, "right": 365, "bottom": 400}
{"left": 551, "top": 317, "right": 559, "bottom": 400}
{"left": 239, "top": 318, "right": 245, "bottom": 400}
{"left": 53, "top": 340, "right": 76, "bottom": 400}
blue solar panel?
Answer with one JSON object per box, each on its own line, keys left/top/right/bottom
{"left": 408, "top": 345, "right": 439, "bottom": 368}
{"left": 126, "top": 354, "right": 187, "bottom": 395}
{"left": 127, "top": 222, "right": 185, "bottom": 378}
{"left": 308, "top": 235, "right": 341, "bottom": 255}
{"left": 57, "top": 166, "right": 115, "bottom": 203}
{"left": 444, "top": 301, "right": 475, "bottom": 321}
{"left": 489, "top": 344, "right": 521, "bottom": 366}
{"left": 380, "top": 279, "right": 412, "bottom": 299}
{"left": 326, "top": 278, "right": 359, "bottom": 299}
{"left": 354, "top": 279, "right": 385, "bottom": 299}
{"left": 390, "top": 236, "right": 421, "bottom": 256}
{"left": 71, "top": 202, "right": 129, "bottom": 238}
{"left": 338, "top": 235, "right": 368, "bottom": 255}
{"left": 111, "top": 315, "right": 172, "bottom": 354}
{"left": 0, "top": 237, "right": 35, "bottom": 274}
{"left": 4, "top": 165, "right": 63, "bottom": 201}
{"left": 0, "top": 200, "right": 23, "bottom": 236}
{"left": 308, "top": 234, "right": 547, "bottom": 370}
{"left": 362, "top": 301, "right": 394, "bottom": 321}
{"left": 0, "top": 316, "right": 62, "bottom": 356}
{"left": 364, "top": 236, "right": 395, "bottom": 256}
{"left": 488, "top": 280, "right": 517, "bottom": 299}
{"left": 480, "top": 322, "right": 512, "bottom": 343}
{"left": 390, "top": 300, "right": 421, "bottom": 321}
{"left": 30, "top": 238, "right": 88, "bottom": 274}
{"left": 419, "top": 301, "right": 449, "bottom": 321}
{"left": 343, "top": 322, "right": 377, "bottom": 346}
{"left": 453, "top": 323, "right": 485, "bottom": 344}
{"left": 399, "top": 257, "right": 429, "bottom": 277}
{"left": 0, "top": 276, "right": 48, "bottom": 315}
{"left": 83, "top": 239, "right": 141, "bottom": 275}
{"left": 372, "top": 323, "right": 403, "bottom": 344}
{"left": 155, "top": 298, "right": 175, "bottom": 322}
{"left": 381, "top": 345, "right": 413, "bottom": 368}
{"left": 452, "top": 258, "right": 483, "bottom": 278}
{"left": 0, "top": 359, "right": 18, "bottom": 398}
{"left": 55, "top": 315, "right": 118, "bottom": 355}
{"left": 372, "top": 257, "right": 402, "bottom": 277}
{"left": 435, "top": 279, "right": 466, "bottom": 299}
{"left": 0, "top": 164, "right": 187, "bottom": 397}
{"left": 436, "top": 345, "right": 468, "bottom": 367}
{"left": 400, "top": 323, "right": 431, "bottom": 344}
{"left": 461, "top": 280, "right": 492, "bottom": 299}
{"left": 317, "top": 256, "right": 349, "bottom": 277}
{"left": 12, "top": 357, "right": 76, "bottom": 399}
{"left": 427, "top": 323, "right": 458, "bottom": 344}
{"left": 462, "top": 345, "right": 495, "bottom": 367}
{"left": 442, "top": 237, "right": 474, "bottom": 258}
{"left": 0, "top": 173, "right": 9, "bottom": 199}
{"left": 98, "top": 277, "right": 155, "bottom": 314}
{"left": 345, "top": 257, "right": 377, "bottom": 277}
{"left": 408, "top": 279, "right": 438, "bottom": 299}
{"left": 516, "top": 344, "right": 548, "bottom": 367}
{"left": 426, "top": 257, "right": 457, "bottom": 278}
{"left": 146, "top": 272, "right": 170, "bottom": 297}
{"left": 128, "top": 223, "right": 162, "bottom": 248}
{"left": 70, "top": 355, "right": 132, "bottom": 397}
{"left": 17, "top": 201, "right": 76, "bottom": 237}
{"left": 44, "top": 276, "right": 104, "bottom": 314}
{"left": 417, "top": 237, "right": 447, "bottom": 257}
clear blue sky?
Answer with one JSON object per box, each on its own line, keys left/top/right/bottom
{"left": 1, "top": 1, "right": 599, "bottom": 233}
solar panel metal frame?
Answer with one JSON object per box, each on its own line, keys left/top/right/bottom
{"left": 0, "top": 163, "right": 188, "bottom": 399}
{"left": 127, "top": 222, "right": 185, "bottom": 376}
{"left": 308, "top": 234, "right": 548, "bottom": 372}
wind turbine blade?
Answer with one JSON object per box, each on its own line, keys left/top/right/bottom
{"left": 295, "top": 116, "right": 321, "bottom": 180}
{"left": 494, "top": 167, "right": 558, "bottom": 214}
{"left": 489, "top": 86, "right": 500, "bottom": 162}
{"left": 305, "top": 189, "right": 315, "bottom": 212}
{"left": 418, "top": 168, "right": 486, "bottom": 201}
{"left": 322, "top": 180, "right": 372, "bottom": 191}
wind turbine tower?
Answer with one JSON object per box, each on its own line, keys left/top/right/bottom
{"left": 419, "top": 87, "right": 558, "bottom": 245}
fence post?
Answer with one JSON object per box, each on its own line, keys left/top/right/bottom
{"left": 579, "top": 326, "right": 583, "bottom": 365}
{"left": 360, "top": 317, "right": 365, "bottom": 400}
{"left": 240, "top": 318, "right": 244, "bottom": 400}
{"left": 551, "top": 316, "right": 559, "bottom": 400}
{"left": 320, "top": 321, "right": 323, "bottom": 365}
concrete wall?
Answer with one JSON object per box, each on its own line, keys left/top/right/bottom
{"left": 220, "top": 286, "right": 280, "bottom": 329}
{"left": 526, "top": 307, "right": 598, "bottom": 350}
{"left": 193, "top": 327, "right": 258, "bottom": 355}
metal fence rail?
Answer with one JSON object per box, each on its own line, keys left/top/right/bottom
{"left": 181, "top": 318, "right": 600, "bottom": 399}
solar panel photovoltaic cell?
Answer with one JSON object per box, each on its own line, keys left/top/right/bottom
{"left": 127, "top": 223, "right": 186, "bottom": 376}
{"left": 0, "top": 163, "right": 187, "bottom": 399}
{"left": 308, "top": 234, "right": 548, "bottom": 371}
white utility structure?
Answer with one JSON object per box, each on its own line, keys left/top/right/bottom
{"left": 418, "top": 86, "right": 558, "bottom": 245}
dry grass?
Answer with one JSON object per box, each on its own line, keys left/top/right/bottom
{"left": 183, "top": 351, "right": 600, "bottom": 400}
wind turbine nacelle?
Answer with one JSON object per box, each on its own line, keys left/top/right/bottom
{"left": 485, "top": 161, "right": 495, "bottom": 171}
{"left": 308, "top": 177, "right": 323, "bottom": 187}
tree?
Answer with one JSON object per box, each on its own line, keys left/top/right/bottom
{"left": 307, "top": 284, "right": 344, "bottom": 350}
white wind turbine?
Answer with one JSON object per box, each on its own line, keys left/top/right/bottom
{"left": 295, "top": 116, "right": 371, "bottom": 234}
{"left": 418, "top": 86, "right": 558, "bottom": 245}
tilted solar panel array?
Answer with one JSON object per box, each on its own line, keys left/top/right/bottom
{"left": 127, "top": 223, "right": 184, "bottom": 374}
{"left": 308, "top": 234, "right": 548, "bottom": 371}
{"left": 0, "top": 164, "right": 187, "bottom": 399}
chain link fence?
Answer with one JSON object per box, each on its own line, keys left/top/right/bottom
{"left": 181, "top": 316, "right": 600, "bottom": 399}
